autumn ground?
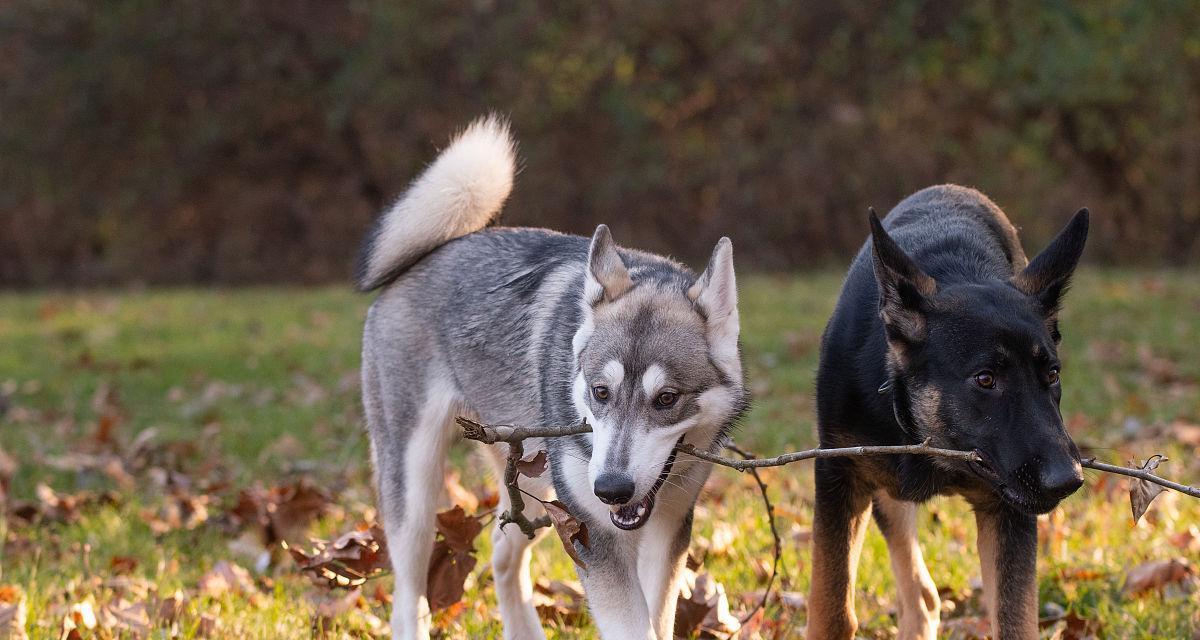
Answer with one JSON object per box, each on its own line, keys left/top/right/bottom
{"left": 1, "top": 271, "right": 1199, "bottom": 639}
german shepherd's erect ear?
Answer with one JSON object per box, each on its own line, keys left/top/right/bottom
{"left": 1012, "top": 209, "right": 1090, "bottom": 332}
{"left": 868, "top": 209, "right": 937, "bottom": 347}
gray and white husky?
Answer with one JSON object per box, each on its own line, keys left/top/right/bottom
{"left": 357, "top": 117, "right": 748, "bottom": 640}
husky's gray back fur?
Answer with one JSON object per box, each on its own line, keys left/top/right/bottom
{"left": 359, "top": 116, "right": 747, "bottom": 640}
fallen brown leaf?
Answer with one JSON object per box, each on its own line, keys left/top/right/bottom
{"left": 426, "top": 507, "right": 483, "bottom": 612}
{"left": 543, "top": 500, "right": 590, "bottom": 570}
{"left": 197, "top": 561, "right": 262, "bottom": 604}
{"left": 941, "top": 615, "right": 992, "bottom": 639}
{"left": 109, "top": 555, "right": 139, "bottom": 575}
{"left": 1121, "top": 557, "right": 1196, "bottom": 597}
{"left": 1042, "top": 611, "right": 1103, "bottom": 640}
{"left": 154, "top": 590, "right": 186, "bottom": 627}
{"left": 1172, "top": 421, "right": 1200, "bottom": 448}
{"left": 435, "top": 506, "right": 484, "bottom": 553}
{"left": 98, "top": 599, "right": 151, "bottom": 638}
{"left": 226, "top": 480, "right": 332, "bottom": 546}
{"left": 673, "top": 569, "right": 740, "bottom": 638}
{"left": 1169, "top": 526, "right": 1200, "bottom": 552}
{"left": 0, "top": 585, "right": 28, "bottom": 640}
{"left": 533, "top": 579, "right": 586, "bottom": 627}
{"left": 140, "top": 490, "right": 211, "bottom": 535}
{"left": 287, "top": 525, "right": 391, "bottom": 589}
{"left": 10, "top": 484, "right": 119, "bottom": 525}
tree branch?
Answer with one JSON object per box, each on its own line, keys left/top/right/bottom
{"left": 676, "top": 439, "right": 982, "bottom": 470}
{"left": 457, "top": 417, "right": 1200, "bottom": 513}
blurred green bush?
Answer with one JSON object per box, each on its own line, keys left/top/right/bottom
{"left": 2, "top": 0, "right": 1198, "bottom": 285}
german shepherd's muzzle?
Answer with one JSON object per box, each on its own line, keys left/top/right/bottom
{"left": 807, "top": 185, "right": 1089, "bottom": 640}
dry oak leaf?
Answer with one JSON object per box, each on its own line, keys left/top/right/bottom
{"left": 98, "top": 599, "right": 151, "bottom": 639}
{"left": 543, "top": 500, "right": 590, "bottom": 570}
{"left": 1129, "top": 454, "right": 1168, "bottom": 524}
{"left": 533, "top": 579, "right": 586, "bottom": 627}
{"left": 197, "top": 561, "right": 264, "bottom": 606}
{"left": 1121, "top": 557, "right": 1196, "bottom": 597}
{"left": 426, "top": 506, "right": 485, "bottom": 612}
{"left": 287, "top": 525, "right": 391, "bottom": 590}
{"left": 673, "top": 569, "right": 740, "bottom": 638}
{"left": 941, "top": 616, "right": 992, "bottom": 640}
{"left": 1041, "top": 611, "right": 1103, "bottom": 640}
{"left": 225, "top": 480, "right": 333, "bottom": 545}
{"left": 0, "top": 585, "right": 28, "bottom": 640}
{"left": 517, "top": 450, "right": 548, "bottom": 478}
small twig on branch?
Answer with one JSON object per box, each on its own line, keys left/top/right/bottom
{"left": 1081, "top": 458, "right": 1200, "bottom": 499}
{"left": 724, "top": 442, "right": 781, "bottom": 626}
{"left": 496, "top": 438, "right": 551, "bottom": 539}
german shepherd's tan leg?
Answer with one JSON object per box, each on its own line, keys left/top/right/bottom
{"left": 873, "top": 492, "right": 939, "bottom": 639}
{"left": 975, "top": 502, "right": 1038, "bottom": 640}
{"left": 807, "top": 458, "right": 872, "bottom": 640}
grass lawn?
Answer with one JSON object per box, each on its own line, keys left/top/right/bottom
{"left": 1, "top": 270, "right": 1199, "bottom": 638}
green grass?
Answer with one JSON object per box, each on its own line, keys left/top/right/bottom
{"left": 2, "top": 271, "right": 1199, "bottom": 638}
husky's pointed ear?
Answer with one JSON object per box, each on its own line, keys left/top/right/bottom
{"left": 1012, "top": 209, "right": 1089, "bottom": 322}
{"left": 689, "top": 237, "right": 740, "bottom": 377}
{"left": 585, "top": 224, "right": 633, "bottom": 305}
{"left": 870, "top": 209, "right": 937, "bottom": 346}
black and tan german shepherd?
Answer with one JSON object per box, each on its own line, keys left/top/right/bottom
{"left": 807, "top": 185, "right": 1090, "bottom": 640}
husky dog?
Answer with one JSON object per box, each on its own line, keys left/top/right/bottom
{"left": 357, "top": 117, "right": 748, "bottom": 640}
{"left": 808, "top": 185, "right": 1089, "bottom": 640}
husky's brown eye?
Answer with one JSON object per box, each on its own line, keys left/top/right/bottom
{"left": 1047, "top": 367, "right": 1060, "bottom": 385}
{"left": 655, "top": 391, "right": 679, "bottom": 407}
{"left": 592, "top": 385, "right": 610, "bottom": 401}
{"left": 974, "top": 371, "right": 996, "bottom": 389}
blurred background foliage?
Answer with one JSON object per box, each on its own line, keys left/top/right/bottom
{"left": 2, "top": 0, "right": 1199, "bottom": 286}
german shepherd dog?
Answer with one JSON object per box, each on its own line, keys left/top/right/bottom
{"left": 808, "top": 185, "right": 1089, "bottom": 640}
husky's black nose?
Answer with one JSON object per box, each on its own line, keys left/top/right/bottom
{"left": 594, "top": 473, "right": 635, "bottom": 505}
{"left": 1039, "top": 459, "right": 1085, "bottom": 501}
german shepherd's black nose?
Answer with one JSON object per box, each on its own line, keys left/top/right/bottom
{"left": 1040, "top": 460, "right": 1085, "bottom": 501}
{"left": 594, "top": 473, "right": 635, "bottom": 504}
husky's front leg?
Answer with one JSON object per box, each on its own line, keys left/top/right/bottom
{"left": 637, "top": 511, "right": 691, "bottom": 639}
{"left": 580, "top": 554, "right": 655, "bottom": 639}
{"left": 492, "top": 460, "right": 551, "bottom": 640}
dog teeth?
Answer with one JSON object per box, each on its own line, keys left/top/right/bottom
{"left": 636, "top": 504, "right": 646, "bottom": 517}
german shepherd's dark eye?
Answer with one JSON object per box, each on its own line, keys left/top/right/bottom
{"left": 974, "top": 371, "right": 996, "bottom": 389}
{"left": 654, "top": 391, "right": 679, "bottom": 408}
{"left": 1047, "top": 366, "right": 1060, "bottom": 386}
{"left": 592, "top": 385, "right": 610, "bottom": 401}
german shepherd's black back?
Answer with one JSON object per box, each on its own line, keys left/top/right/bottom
{"left": 807, "top": 184, "right": 1089, "bottom": 640}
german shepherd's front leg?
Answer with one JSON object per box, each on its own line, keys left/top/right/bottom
{"left": 807, "top": 458, "right": 873, "bottom": 640}
{"left": 974, "top": 502, "right": 1038, "bottom": 639}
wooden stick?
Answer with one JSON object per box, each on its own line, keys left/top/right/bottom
{"left": 458, "top": 416, "right": 1200, "bottom": 499}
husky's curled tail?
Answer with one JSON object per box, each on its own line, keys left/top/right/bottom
{"left": 355, "top": 115, "right": 517, "bottom": 291}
